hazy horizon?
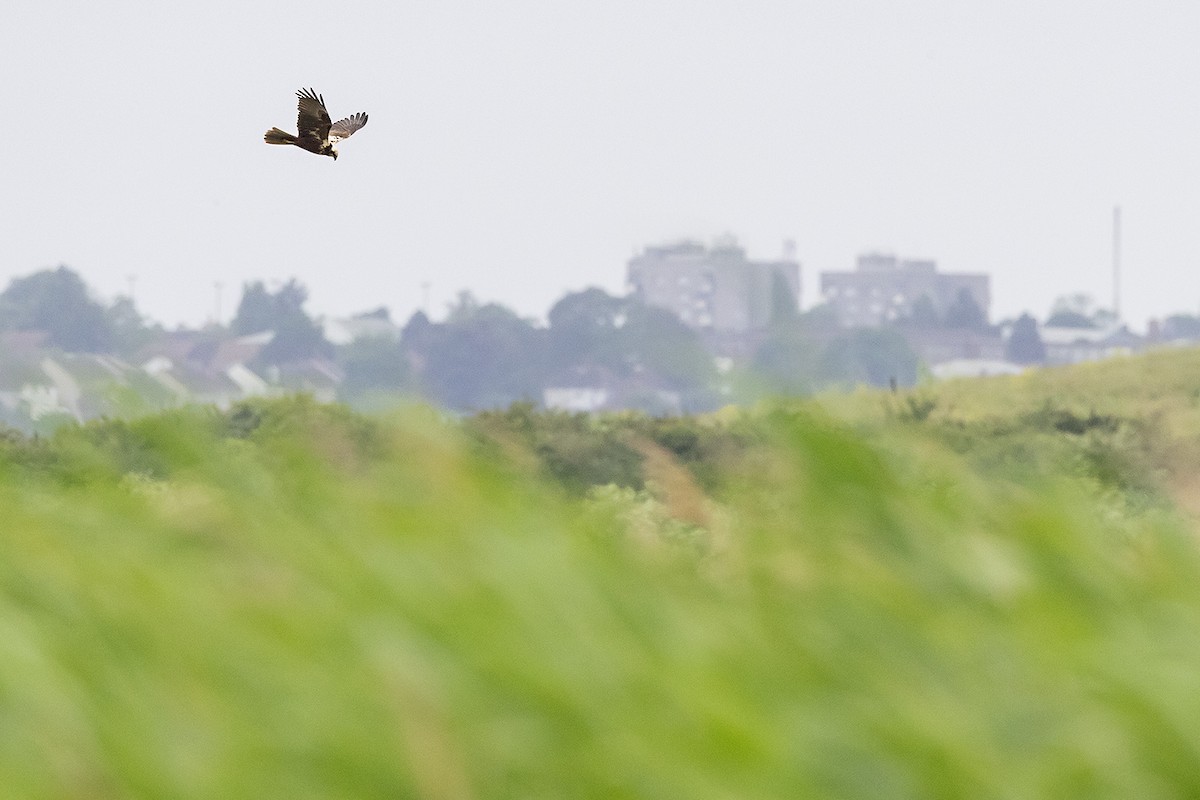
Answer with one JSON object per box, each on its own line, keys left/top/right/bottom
{"left": 6, "top": 1, "right": 1199, "bottom": 331}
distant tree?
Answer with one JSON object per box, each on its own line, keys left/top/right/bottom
{"left": 943, "top": 288, "right": 987, "bottom": 330}
{"left": 1005, "top": 313, "right": 1046, "bottom": 364}
{"left": 420, "top": 301, "right": 547, "bottom": 410}
{"left": 400, "top": 310, "right": 433, "bottom": 351}
{"left": 1050, "top": 293, "right": 1095, "bottom": 318}
{"left": 231, "top": 279, "right": 332, "bottom": 365}
{"left": 1047, "top": 293, "right": 1109, "bottom": 329}
{"left": 403, "top": 289, "right": 718, "bottom": 412}
{"left": 798, "top": 303, "right": 841, "bottom": 333}
{"left": 548, "top": 287, "right": 625, "bottom": 334}
{"left": 444, "top": 290, "right": 481, "bottom": 324}
{"left": 546, "top": 287, "right": 627, "bottom": 374}
{"left": 337, "top": 336, "right": 412, "bottom": 398}
{"left": 546, "top": 290, "right": 717, "bottom": 407}
{"left": 820, "top": 328, "right": 919, "bottom": 388}
{"left": 1162, "top": 314, "right": 1200, "bottom": 340}
{"left": 0, "top": 265, "right": 115, "bottom": 352}
{"left": 905, "top": 294, "right": 940, "bottom": 328}
{"left": 232, "top": 281, "right": 281, "bottom": 335}
{"left": 1045, "top": 310, "right": 1095, "bottom": 329}
{"left": 620, "top": 302, "right": 715, "bottom": 395}
{"left": 752, "top": 319, "right": 820, "bottom": 395}
{"left": 107, "top": 295, "right": 160, "bottom": 356}
{"left": 768, "top": 271, "right": 799, "bottom": 326}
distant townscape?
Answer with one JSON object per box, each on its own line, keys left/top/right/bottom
{"left": 0, "top": 240, "right": 1193, "bottom": 430}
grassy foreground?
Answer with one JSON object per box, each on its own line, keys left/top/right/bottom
{"left": 4, "top": 352, "right": 1200, "bottom": 798}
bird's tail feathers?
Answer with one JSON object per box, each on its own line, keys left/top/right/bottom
{"left": 264, "top": 127, "right": 297, "bottom": 145}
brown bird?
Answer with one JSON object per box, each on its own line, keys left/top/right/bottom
{"left": 264, "top": 88, "right": 368, "bottom": 160}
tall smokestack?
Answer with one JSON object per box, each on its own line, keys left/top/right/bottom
{"left": 1113, "top": 205, "right": 1121, "bottom": 320}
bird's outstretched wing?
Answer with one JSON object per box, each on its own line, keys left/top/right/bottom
{"left": 329, "top": 112, "right": 368, "bottom": 142}
{"left": 296, "top": 88, "right": 332, "bottom": 140}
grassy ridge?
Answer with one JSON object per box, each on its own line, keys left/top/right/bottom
{"left": 3, "top": 355, "right": 1200, "bottom": 797}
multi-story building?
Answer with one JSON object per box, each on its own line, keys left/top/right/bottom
{"left": 626, "top": 238, "right": 801, "bottom": 333}
{"left": 820, "top": 253, "right": 990, "bottom": 328}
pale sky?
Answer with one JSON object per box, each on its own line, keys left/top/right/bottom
{"left": 4, "top": 1, "right": 1200, "bottom": 331}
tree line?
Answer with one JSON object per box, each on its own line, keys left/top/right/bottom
{"left": 8, "top": 264, "right": 1183, "bottom": 413}
{"left": 0, "top": 266, "right": 931, "bottom": 412}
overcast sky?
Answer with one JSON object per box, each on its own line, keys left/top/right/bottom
{"left": 4, "top": 1, "right": 1199, "bottom": 330}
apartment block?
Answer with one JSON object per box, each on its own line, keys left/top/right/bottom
{"left": 627, "top": 238, "right": 801, "bottom": 333}
{"left": 820, "top": 253, "right": 990, "bottom": 328}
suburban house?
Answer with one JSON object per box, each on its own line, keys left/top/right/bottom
{"left": 1039, "top": 324, "right": 1143, "bottom": 365}
{"left": 137, "top": 330, "right": 277, "bottom": 408}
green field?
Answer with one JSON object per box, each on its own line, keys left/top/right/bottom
{"left": 5, "top": 350, "right": 1200, "bottom": 798}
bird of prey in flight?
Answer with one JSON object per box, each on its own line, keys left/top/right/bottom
{"left": 264, "top": 88, "right": 368, "bottom": 160}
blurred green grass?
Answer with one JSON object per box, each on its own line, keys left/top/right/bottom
{"left": 3, "top": 356, "right": 1200, "bottom": 797}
